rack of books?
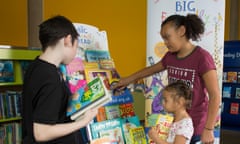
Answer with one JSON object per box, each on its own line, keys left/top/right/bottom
{"left": 0, "top": 47, "right": 41, "bottom": 143}
{"left": 221, "top": 40, "right": 240, "bottom": 130}
{"left": 59, "top": 23, "right": 148, "bottom": 143}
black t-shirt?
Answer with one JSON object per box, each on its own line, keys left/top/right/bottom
{"left": 22, "top": 57, "right": 84, "bottom": 144}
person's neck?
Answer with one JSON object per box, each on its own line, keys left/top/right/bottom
{"left": 177, "top": 43, "right": 196, "bottom": 59}
{"left": 39, "top": 48, "right": 62, "bottom": 67}
{"left": 173, "top": 108, "right": 189, "bottom": 122}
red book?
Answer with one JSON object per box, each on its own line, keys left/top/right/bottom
{"left": 230, "top": 103, "right": 239, "bottom": 114}
{"left": 119, "top": 103, "right": 135, "bottom": 118}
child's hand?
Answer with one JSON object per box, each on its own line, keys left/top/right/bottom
{"left": 148, "top": 127, "right": 160, "bottom": 142}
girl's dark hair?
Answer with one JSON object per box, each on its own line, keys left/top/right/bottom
{"left": 164, "top": 80, "right": 192, "bottom": 108}
{"left": 161, "top": 14, "right": 204, "bottom": 41}
{"left": 39, "top": 15, "right": 79, "bottom": 51}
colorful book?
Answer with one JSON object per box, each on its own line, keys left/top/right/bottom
{"left": 129, "top": 126, "right": 147, "bottom": 144}
{"left": 227, "top": 71, "right": 237, "bottom": 83}
{"left": 222, "top": 86, "right": 232, "bottom": 98}
{"left": 105, "top": 105, "right": 121, "bottom": 120}
{"left": 235, "top": 87, "right": 240, "bottom": 99}
{"left": 121, "top": 116, "right": 141, "bottom": 144}
{"left": 0, "top": 60, "right": 14, "bottom": 82}
{"left": 85, "top": 50, "right": 110, "bottom": 62}
{"left": 64, "top": 57, "right": 86, "bottom": 94}
{"left": 68, "top": 77, "right": 112, "bottom": 121}
{"left": 119, "top": 103, "right": 135, "bottom": 118}
{"left": 96, "top": 106, "right": 107, "bottom": 122}
{"left": 230, "top": 103, "right": 239, "bottom": 115}
{"left": 90, "top": 118, "right": 124, "bottom": 144}
{"left": 146, "top": 113, "right": 173, "bottom": 142}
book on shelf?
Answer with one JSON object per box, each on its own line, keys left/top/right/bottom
{"left": 235, "top": 87, "right": 240, "bottom": 99}
{"left": 121, "top": 116, "right": 141, "bottom": 144}
{"left": 146, "top": 113, "right": 173, "bottom": 142}
{"left": 85, "top": 50, "right": 111, "bottom": 62}
{"left": 237, "top": 72, "right": 240, "bottom": 83}
{"left": 105, "top": 105, "right": 121, "bottom": 120}
{"left": 0, "top": 60, "right": 14, "bottom": 82}
{"left": 222, "top": 72, "right": 227, "bottom": 82}
{"left": 119, "top": 103, "right": 135, "bottom": 118}
{"left": 61, "top": 57, "right": 87, "bottom": 94}
{"left": 67, "top": 77, "right": 112, "bottom": 121}
{"left": 129, "top": 126, "right": 147, "bottom": 144}
{"left": 19, "top": 60, "right": 32, "bottom": 80}
{"left": 90, "top": 118, "right": 125, "bottom": 144}
{"left": 222, "top": 86, "right": 232, "bottom": 98}
{"left": 227, "top": 71, "right": 237, "bottom": 83}
{"left": 96, "top": 106, "right": 107, "bottom": 122}
{"left": 230, "top": 103, "right": 239, "bottom": 115}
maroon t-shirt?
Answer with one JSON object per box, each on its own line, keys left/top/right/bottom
{"left": 161, "top": 46, "right": 216, "bottom": 135}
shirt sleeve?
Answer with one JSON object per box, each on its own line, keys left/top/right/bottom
{"left": 175, "top": 118, "right": 194, "bottom": 140}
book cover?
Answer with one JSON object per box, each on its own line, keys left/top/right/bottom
{"left": 121, "top": 116, "right": 141, "bottom": 144}
{"left": 0, "top": 60, "right": 14, "bottom": 82}
{"left": 19, "top": 60, "right": 32, "bottom": 80}
{"left": 129, "top": 126, "right": 147, "bottom": 144}
{"left": 230, "top": 103, "right": 239, "bottom": 115}
{"left": 146, "top": 113, "right": 173, "bottom": 142}
{"left": 105, "top": 105, "right": 121, "bottom": 120}
{"left": 96, "top": 106, "right": 107, "bottom": 122}
{"left": 90, "top": 118, "right": 124, "bottom": 144}
{"left": 84, "top": 68, "right": 112, "bottom": 89}
{"left": 106, "top": 87, "right": 134, "bottom": 106}
{"left": 222, "top": 86, "right": 232, "bottom": 98}
{"left": 85, "top": 50, "right": 110, "bottom": 62}
{"left": 119, "top": 103, "right": 135, "bottom": 118}
{"left": 69, "top": 77, "right": 112, "bottom": 121}
{"left": 237, "top": 72, "right": 240, "bottom": 83}
{"left": 227, "top": 71, "right": 237, "bottom": 83}
{"left": 222, "top": 71, "right": 227, "bottom": 82}
{"left": 235, "top": 88, "right": 240, "bottom": 99}
{"left": 64, "top": 57, "right": 86, "bottom": 94}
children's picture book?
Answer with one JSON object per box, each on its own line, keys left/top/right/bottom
{"left": 0, "top": 60, "right": 14, "bottom": 82}
{"left": 85, "top": 50, "right": 111, "bottom": 62}
{"left": 68, "top": 77, "right": 112, "bottom": 121}
{"left": 105, "top": 105, "right": 121, "bottom": 120}
{"left": 129, "top": 126, "right": 147, "bottom": 144}
{"left": 222, "top": 86, "right": 232, "bottom": 98}
{"left": 84, "top": 69, "right": 112, "bottom": 89}
{"left": 121, "top": 116, "right": 141, "bottom": 144}
{"left": 106, "top": 87, "right": 134, "bottom": 106}
{"left": 19, "top": 60, "right": 32, "bottom": 80}
{"left": 64, "top": 57, "right": 86, "bottom": 94}
{"left": 222, "top": 72, "right": 227, "bottom": 82}
{"left": 90, "top": 118, "right": 124, "bottom": 144}
{"left": 119, "top": 103, "right": 135, "bottom": 118}
{"left": 96, "top": 106, "right": 107, "bottom": 122}
{"left": 227, "top": 71, "right": 237, "bottom": 83}
{"left": 146, "top": 113, "right": 173, "bottom": 142}
{"left": 230, "top": 103, "right": 239, "bottom": 115}
{"left": 235, "top": 87, "right": 240, "bottom": 99}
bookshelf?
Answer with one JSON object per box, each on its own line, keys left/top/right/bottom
{"left": 0, "top": 46, "right": 41, "bottom": 143}
{"left": 221, "top": 41, "right": 240, "bottom": 131}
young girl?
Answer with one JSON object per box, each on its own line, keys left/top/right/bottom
{"left": 148, "top": 81, "right": 193, "bottom": 144}
{"left": 114, "top": 14, "right": 220, "bottom": 144}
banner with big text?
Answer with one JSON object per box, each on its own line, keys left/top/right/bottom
{"left": 145, "top": 0, "right": 225, "bottom": 143}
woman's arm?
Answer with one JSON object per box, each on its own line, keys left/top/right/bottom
{"left": 115, "top": 61, "right": 165, "bottom": 89}
{"left": 201, "top": 69, "right": 221, "bottom": 143}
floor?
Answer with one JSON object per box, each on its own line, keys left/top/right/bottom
{"left": 220, "top": 129, "right": 240, "bottom": 144}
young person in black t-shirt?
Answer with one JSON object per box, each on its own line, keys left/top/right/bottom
{"left": 22, "top": 15, "right": 98, "bottom": 144}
